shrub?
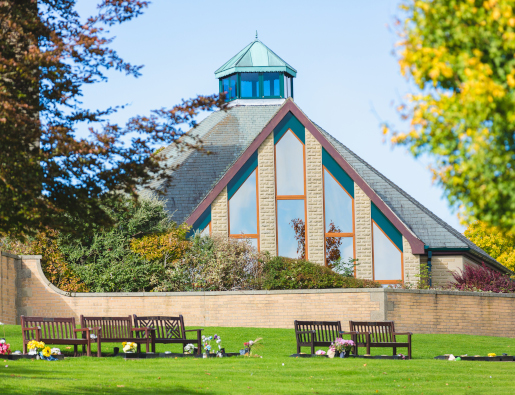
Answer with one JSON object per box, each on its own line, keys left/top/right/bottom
{"left": 1, "top": 230, "right": 87, "bottom": 292}
{"left": 59, "top": 197, "right": 174, "bottom": 292}
{"left": 151, "top": 235, "right": 266, "bottom": 292}
{"left": 450, "top": 264, "right": 515, "bottom": 293}
{"left": 262, "top": 256, "right": 381, "bottom": 290}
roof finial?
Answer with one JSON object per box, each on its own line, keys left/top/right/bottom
{"left": 255, "top": 30, "right": 258, "bottom": 40}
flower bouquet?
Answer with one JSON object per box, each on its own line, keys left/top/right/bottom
{"left": 27, "top": 341, "right": 60, "bottom": 360}
{"left": 184, "top": 343, "right": 195, "bottom": 354}
{"left": 315, "top": 349, "right": 326, "bottom": 356}
{"left": 0, "top": 339, "right": 11, "bottom": 356}
{"left": 202, "top": 335, "right": 213, "bottom": 357}
{"left": 122, "top": 342, "right": 137, "bottom": 353}
{"left": 27, "top": 340, "right": 45, "bottom": 356}
{"left": 242, "top": 338, "right": 263, "bottom": 357}
{"left": 328, "top": 338, "right": 355, "bottom": 358}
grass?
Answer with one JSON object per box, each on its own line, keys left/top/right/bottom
{"left": 1, "top": 325, "right": 514, "bottom": 394}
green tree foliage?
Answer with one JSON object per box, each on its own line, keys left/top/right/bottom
{"left": 262, "top": 256, "right": 381, "bottom": 290}
{"left": 59, "top": 197, "right": 177, "bottom": 292}
{"left": 0, "top": 1, "right": 224, "bottom": 238}
{"left": 389, "top": 0, "right": 515, "bottom": 236}
{"left": 465, "top": 221, "right": 515, "bottom": 271}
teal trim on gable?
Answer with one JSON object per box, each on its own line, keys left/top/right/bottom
{"left": 190, "top": 206, "right": 211, "bottom": 236}
{"left": 322, "top": 148, "right": 354, "bottom": 198}
{"left": 371, "top": 203, "right": 403, "bottom": 251}
{"left": 274, "top": 111, "right": 305, "bottom": 144}
{"left": 227, "top": 151, "right": 258, "bottom": 200}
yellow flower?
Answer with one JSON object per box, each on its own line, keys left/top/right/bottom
{"left": 42, "top": 347, "right": 51, "bottom": 357}
{"left": 122, "top": 342, "right": 127, "bottom": 347}
{"left": 488, "top": 353, "right": 496, "bottom": 357}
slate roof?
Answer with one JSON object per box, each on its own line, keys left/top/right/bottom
{"left": 313, "top": 124, "right": 506, "bottom": 271}
{"left": 149, "top": 102, "right": 506, "bottom": 271}
{"left": 147, "top": 105, "right": 280, "bottom": 224}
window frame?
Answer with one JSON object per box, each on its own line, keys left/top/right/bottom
{"left": 220, "top": 72, "right": 292, "bottom": 101}
{"left": 228, "top": 168, "right": 260, "bottom": 251}
{"left": 371, "top": 219, "right": 404, "bottom": 285}
{"left": 322, "top": 166, "right": 356, "bottom": 271}
{"left": 274, "top": 128, "right": 308, "bottom": 258}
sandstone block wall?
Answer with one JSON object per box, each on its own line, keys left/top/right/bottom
{"left": 211, "top": 186, "right": 228, "bottom": 237}
{"left": 431, "top": 255, "right": 464, "bottom": 287}
{"left": 403, "top": 236, "right": 421, "bottom": 286}
{"left": 355, "top": 184, "right": 373, "bottom": 279}
{"left": 0, "top": 253, "right": 19, "bottom": 325}
{"left": 257, "top": 133, "right": 276, "bottom": 255}
{"left": 305, "top": 129, "right": 324, "bottom": 265}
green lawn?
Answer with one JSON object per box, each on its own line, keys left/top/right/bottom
{"left": 1, "top": 325, "right": 514, "bottom": 394}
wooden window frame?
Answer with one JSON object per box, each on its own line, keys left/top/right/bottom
{"left": 322, "top": 166, "right": 356, "bottom": 274}
{"left": 228, "top": 168, "right": 260, "bottom": 251}
{"left": 274, "top": 129, "right": 308, "bottom": 258}
{"left": 371, "top": 219, "right": 404, "bottom": 284}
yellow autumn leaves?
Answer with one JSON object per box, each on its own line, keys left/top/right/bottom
{"left": 391, "top": 0, "right": 515, "bottom": 238}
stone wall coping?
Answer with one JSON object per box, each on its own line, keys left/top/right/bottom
{"left": 27, "top": 254, "right": 515, "bottom": 300}
{"left": 385, "top": 288, "right": 515, "bottom": 299}
{"left": 1, "top": 251, "right": 20, "bottom": 259}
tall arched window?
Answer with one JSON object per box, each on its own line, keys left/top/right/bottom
{"left": 275, "top": 129, "right": 306, "bottom": 258}
{"left": 323, "top": 167, "right": 354, "bottom": 268}
{"left": 228, "top": 169, "right": 259, "bottom": 250}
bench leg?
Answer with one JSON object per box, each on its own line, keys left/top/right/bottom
{"left": 393, "top": 346, "right": 397, "bottom": 356}
{"left": 82, "top": 344, "right": 85, "bottom": 354}
{"left": 23, "top": 342, "right": 27, "bottom": 355}
{"left": 97, "top": 338, "right": 101, "bottom": 358}
{"left": 408, "top": 336, "right": 412, "bottom": 360}
{"left": 137, "top": 343, "right": 141, "bottom": 353}
{"left": 296, "top": 344, "right": 300, "bottom": 354}
{"left": 74, "top": 345, "right": 78, "bottom": 357}
{"left": 86, "top": 339, "right": 92, "bottom": 357}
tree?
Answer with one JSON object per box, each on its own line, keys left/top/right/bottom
{"left": 389, "top": 0, "right": 515, "bottom": 236}
{"left": 464, "top": 221, "right": 515, "bottom": 271}
{"left": 0, "top": 0, "right": 224, "bottom": 238}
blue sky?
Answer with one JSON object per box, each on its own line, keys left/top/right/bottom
{"left": 75, "top": 0, "right": 463, "bottom": 232}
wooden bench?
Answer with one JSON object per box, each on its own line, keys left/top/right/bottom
{"left": 349, "top": 321, "right": 412, "bottom": 359}
{"left": 294, "top": 320, "right": 359, "bottom": 355}
{"left": 80, "top": 315, "right": 154, "bottom": 353}
{"left": 21, "top": 316, "right": 101, "bottom": 357}
{"left": 133, "top": 315, "right": 203, "bottom": 354}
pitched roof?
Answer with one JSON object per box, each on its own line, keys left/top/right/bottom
{"left": 147, "top": 105, "right": 281, "bottom": 224}
{"left": 150, "top": 100, "right": 506, "bottom": 272}
{"left": 214, "top": 39, "right": 297, "bottom": 79}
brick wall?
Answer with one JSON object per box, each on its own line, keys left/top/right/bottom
{"left": 258, "top": 133, "right": 276, "bottom": 255}
{"left": 355, "top": 184, "right": 373, "bottom": 279}
{"left": 0, "top": 252, "right": 19, "bottom": 324}
{"left": 3, "top": 255, "right": 515, "bottom": 337}
{"left": 387, "top": 289, "right": 515, "bottom": 337}
{"left": 305, "top": 129, "right": 324, "bottom": 265}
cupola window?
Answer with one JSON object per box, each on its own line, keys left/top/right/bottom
{"left": 221, "top": 74, "right": 238, "bottom": 101}
{"left": 241, "top": 73, "right": 260, "bottom": 98}
{"left": 263, "top": 73, "right": 280, "bottom": 97}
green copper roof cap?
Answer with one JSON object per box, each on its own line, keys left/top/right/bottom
{"left": 215, "top": 37, "right": 297, "bottom": 79}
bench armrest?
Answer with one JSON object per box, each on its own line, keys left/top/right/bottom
{"left": 184, "top": 329, "right": 203, "bottom": 333}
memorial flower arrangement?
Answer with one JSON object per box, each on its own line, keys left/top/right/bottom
{"left": 201, "top": 335, "right": 213, "bottom": 355}
{"left": 243, "top": 337, "right": 263, "bottom": 356}
{"left": 184, "top": 343, "right": 195, "bottom": 354}
{"left": 27, "top": 340, "right": 46, "bottom": 355}
{"left": 328, "top": 338, "right": 355, "bottom": 358}
{"left": 315, "top": 349, "right": 326, "bottom": 356}
{"left": 122, "top": 342, "right": 137, "bottom": 353}
{"left": 0, "top": 339, "right": 11, "bottom": 355}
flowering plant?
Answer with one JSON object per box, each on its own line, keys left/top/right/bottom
{"left": 328, "top": 338, "right": 355, "bottom": 357}
{"left": 214, "top": 334, "right": 222, "bottom": 352}
{"left": 122, "top": 342, "right": 137, "bottom": 353}
{"left": 184, "top": 343, "right": 195, "bottom": 354}
{"left": 0, "top": 339, "right": 11, "bottom": 355}
{"left": 315, "top": 349, "right": 326, "bottom": 356}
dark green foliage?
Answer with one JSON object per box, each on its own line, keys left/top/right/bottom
{"left": 59, "top": 198, "right": 171, "bottom": 292}
{"left": 262, "top": 256, "right": 381, "bottom": 290}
